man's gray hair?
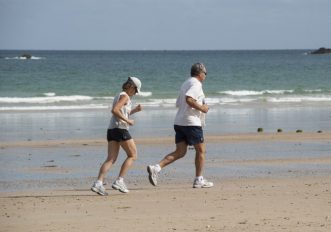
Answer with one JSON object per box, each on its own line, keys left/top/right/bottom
{"left": 190, "top": 63, "right": 206, "bottom": 77}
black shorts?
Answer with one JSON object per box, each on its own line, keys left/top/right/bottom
{"left": 174, "top": 125, "right": 204, "bottom": 146}
{"left": 107, "top": 128, "right": 132, "bottom": 142}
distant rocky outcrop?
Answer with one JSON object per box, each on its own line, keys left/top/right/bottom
{"left": 20, "top": 53, "right": 32, "bottom": 59}
{"left": 310, "top": 47, "right": 331, "bottom": 54}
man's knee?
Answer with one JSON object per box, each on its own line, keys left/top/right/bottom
{"left": 175, "top": 147, "right": 187, "bottom": 158}
{"left": 194, "top": 143, "right": 206, "bottom": 155}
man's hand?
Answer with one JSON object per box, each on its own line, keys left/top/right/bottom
{"left": 186, "top": 96, "right": 208, "bottom": 113}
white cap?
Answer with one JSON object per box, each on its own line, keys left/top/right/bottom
{"left": 129, "top": 76, "right": 141, "bottom": 93}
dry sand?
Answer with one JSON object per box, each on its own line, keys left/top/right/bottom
{"left": 0, "top": 177, "right": 330, "bottom": 232}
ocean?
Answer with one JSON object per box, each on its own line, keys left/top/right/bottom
{"left": 1, "top": 50, "right": 331, "bottom": 111}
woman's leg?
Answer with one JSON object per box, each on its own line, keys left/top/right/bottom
{"left": 117, "top": 139, "right": 137, "bottom": 178}
{"left": 97, "top": 141, "right": 120, "bottom": 181}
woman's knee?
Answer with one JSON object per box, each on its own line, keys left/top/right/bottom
{"left": 105, "top": 157, "right": 117, "bottom": 164}
{"left": 127, "top": 152, "right": 138, "bottom": 161}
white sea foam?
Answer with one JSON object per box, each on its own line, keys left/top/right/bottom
{"left": 221, "top": 90, "right": 262, "bottom": 96}
{"left": 0, "top": 95, "right": 93, "bottom": 104}
{"left": 142, "top": 99, "right": 176, "bottom": 107}
{"left": 204, "top": 98, "right": 221, "bottom": 105}
{"left": 218, "top": 97, "right": 256, "bottom": 104}
{"left": 267, "top": 96, "right": 331, "bottom": 103}
{"left": 30, "top": 56, "right": 44, "bottom": 60}
{"left": 43, "top": 92, "right": 56, "bottom": 97}
{"left": 303, "top": 89, "right": 323, "bottom": 93}
{"left": 1, "top": 95, "right": 331, "bottom": 111}
{"left": 220, "top": 90, "right": 293, "bottom": 96}
{"left": 0, "top": 104, "right": 108, "bottom": 111}
{"left": 137, "top": 91, "right": 152, "bottom": 97}
{"left": 5, "top": 56, "right": 45, "bottom": 60}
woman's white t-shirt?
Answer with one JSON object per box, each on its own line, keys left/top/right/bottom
{"left": 174, "top": 77, "right": 205, "bottom": 126}
{"left": 108, "top": 92, "right": 132, "bottom": 130}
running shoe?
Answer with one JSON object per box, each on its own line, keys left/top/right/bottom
{"left": 112, "top": 179, "right": 129, "bottom": 193}
{"left": 193, "top": 178, "right": 214, "bottom": 188}
{"left": 91, "top": 182, "right": 108, "bottom": 196}
{"left": 147, "top": 165, "right": 158, "bottom": 186}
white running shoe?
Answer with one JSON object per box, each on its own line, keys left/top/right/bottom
{"left": 91, "top": 182, "right": 108, "bottom": 196}
{"left": 193, "top": 178, "right": 214, "bottom": 188}
{"left": 147, "top": 165, "right": 158, "bottom": 186}
{"left": 112, "top": 179, "right": 129, "bottom": 193}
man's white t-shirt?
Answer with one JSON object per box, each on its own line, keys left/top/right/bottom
{"left": 174, "top": 77, "right": 205, "bottom": 126}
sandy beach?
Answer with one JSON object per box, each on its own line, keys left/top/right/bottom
{"left": 1, "top": 176, "right": 330, "bottom": 232}
{"left": 1, "top": 132, "right": 330, "bottom": 232}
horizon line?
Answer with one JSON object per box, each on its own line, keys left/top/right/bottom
{"left": 0, "top": 48, "right": 322, "bottom": 52}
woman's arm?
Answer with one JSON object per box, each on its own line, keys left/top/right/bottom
{"left": 111, "top": 94, "right": 134, "bottom": 125}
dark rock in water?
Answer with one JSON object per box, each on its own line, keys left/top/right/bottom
{"left": 21, "top": 53, "right": 32, "bottom": 59}
{"left": 42, "top": 165, "right": 57, "bottom": 168}
{"left": 310, "top": 47, "right": 331, "bottom": 54}
{"left": 257, "top": 127, "right": 263, "bottom": 133}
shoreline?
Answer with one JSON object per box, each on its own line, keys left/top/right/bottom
{"left": 1, "top": 131, "right": 331, "bottom": 148}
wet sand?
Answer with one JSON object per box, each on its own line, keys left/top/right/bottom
{"left": 1, "top": 132, "right": 331, "bottom": 148}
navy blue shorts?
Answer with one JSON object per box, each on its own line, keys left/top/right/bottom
{"left": 107, "top": 128, "right": 132, "bottom": 142}
{"left": 174, "top": 125, "right": 204, "bottom": 145}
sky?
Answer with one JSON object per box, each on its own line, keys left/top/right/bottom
{"left": 0, "top": 0, "right": 330, "bottom": 50}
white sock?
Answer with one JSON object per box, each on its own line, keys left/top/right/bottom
{"left": 196, "top": 176, "right": 203, "bottom": 182}
{"left": 155, "top": 164, "right": 161, "bottom": 173}
{"left": 96, "top": 180, "right": 103, "bottom": 186}
{"left": 117, "top": 177, "right": 124, "bottom": 182}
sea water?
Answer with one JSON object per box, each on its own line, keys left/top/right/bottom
{"left": 1, "top": 50, "right": 331, "bottom": 141}
{"left": 1, "top": 50, "right": 331, "bottom": 111}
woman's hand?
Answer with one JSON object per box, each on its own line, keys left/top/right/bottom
{"left": 131, "top": 104, "right": 142, "bottom": 115}
{"left": 135, "top": 104, "right": 142, "bottom": 112}
{"left": 127, "top": 119, "right": 135, "bottom": 126}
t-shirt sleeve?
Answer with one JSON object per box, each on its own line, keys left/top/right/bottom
{"left": 185, "top": 84, "right": 200, "bottom": 100}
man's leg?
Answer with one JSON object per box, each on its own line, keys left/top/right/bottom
{"left": 193, "top": 142, "right": 213, "bottom": 188}
{"left": 159, "top": 141, "right": 188, "bottom": 168}
{"left": 193, "top": 142, "right": 206, "bottom": 177}
{"left": 147, "top": 141, "right": 187, "bottom": 186}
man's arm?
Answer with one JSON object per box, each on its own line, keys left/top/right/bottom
{"left": 186, "top": 96, "right": 209, "bottom": 113}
